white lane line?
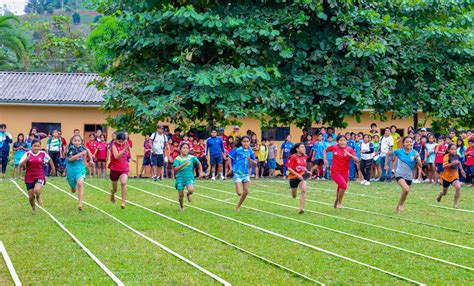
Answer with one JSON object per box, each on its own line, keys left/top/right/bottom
{"left": 47, "top": 182, "right": 231, "bottom": 286}
{"left": 193, "top": 184, "right": 474, "bottom": 271}
{"left": 10, "top": 180, "right": 124, "bottom": 286}
{"left": 151, "top": 181, "right": 473, "bottom": 250}
{"left": 430, "top": 205, "right": 474, "bottom": 213}
{"left": 84, "top": 182, "right": 323, "bottom": 285}
{"left": 248, "top": 184, "right": 471, "bottom": 235}
{"left": 263, "top": 181, "right": 380, "bottom": 198}
{"left": 0, "top": 241, "right": 21, "bottom": 286}
{"left": 133, "top": 182, "right": 425, "bottom": 285}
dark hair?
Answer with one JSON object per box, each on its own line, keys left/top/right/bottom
{"left": 336, "top": 135, "right": 346, "bottom": 142}
{"left": 469, "top": 139, "right": 474, "bottom": 143}
{"left": 89, "top": 133, "right": 96, "bottom": 139}
{"left": 228, "top": 136, "right": 234, "bottom": 141}
{"left": 31, "top": 139, "right": 41, "bottom": 146}
{"left": 345, "top": 132, "right": 351, "bottom": 136}
{"left": 363, "top": 134, "right": 370, "bottom": 140}
{"left": 180, "top": 143, "right": 189, "bottom": 150}
{"left": 290, "top": 142, "right": 304, "bottom": 155}
{"left": 262, "top": 137, "right": 268, "bottom": 142}
{"left": 302, "top": 127, "right": 308, "bottom": 132}
{"left": 116, "top": 132, "right": 126, "bottom": 141}
{"left": 174, "top": 128, "right": 182, "bottom": 132}
{"left": 438, "top": 135, "right": 445, "bottom": 140}
{"left": 446, "top": 143, "right": 456, "bottom": 154}
{"left": 269, "top": 136, "right": 275, "bottom": 140}
{"left": 390, "top": 125, "right": 397, "bottom": 129}
{"left": 100, "top": 134, "right": 106, "bottom": 140}
{"left": 327, "top": 127, "right": 333, "bottom": 131}
{"left": 370, "top": 123, "right": 377, "bottom": 128}
{"left": 402, "top": 136, "right": 413, "bottom": 143}
{"left": 74, "top": 129, "right": 80, "bottom": 132}
{"left": 384, "top": 127, "right": 390, "bottom": 132}
{"left": 17, "top": 133, "right": 24, "bottom": 142}
{"left": 70, "top": 135, "right": 84, "bottom": 145}
{"left": 456, "top": 138, "right": 465, "bottom": 152}
{"left": 29, "top": 127, "right": 37, "bottom": 134}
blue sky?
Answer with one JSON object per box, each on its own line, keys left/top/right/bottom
{"left": 0, "top": 0, "right": 26, "bottom": 15}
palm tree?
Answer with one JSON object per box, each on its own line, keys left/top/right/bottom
{"left": 0, "top": 15, "right": 28, "bottom": 65}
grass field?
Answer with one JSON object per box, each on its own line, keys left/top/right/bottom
{"left": 0, "top": 177, "right": 473, "bottom": 285}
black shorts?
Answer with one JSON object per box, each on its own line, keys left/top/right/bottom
{"left": 442, "top": 179, "right": 458, "bottom": 188}
{"left": 151, "top": 154, "right": 164, "bottom": 167}
{"left": 25, "top": 179, "right": 45, "bottom": 190}
{"left": 395, "top": 177, "right": 412, "bottom": 186}
{"left": 289, "top": 174, "right": 309, "bottom": 189}
{"left": 314, "top": 159, "right": 324, "bottom": 166}
{"left": 110, "top": 170, "right": 128, "bottom": 181}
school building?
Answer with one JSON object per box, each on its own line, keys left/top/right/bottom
{"left": 0, "top": 72, "right": 431, "bottom": 176}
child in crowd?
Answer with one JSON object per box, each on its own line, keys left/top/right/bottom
{"left": 323, "top": 135, "right": 336, "bottom": 179}
{"left": 267, "top": 137, "right": 278, "bottom": 178}
{"left": 46, "top": 130, "right": 62, "bottom": 176}
{"left": 258, "top": 138, "right": 268, "bottom": 178}
{"left": 280, "top": 135, "right": 294, "bottom": 179}
{"left": 96, "top": 134, "right": 108, "bottom": 177}
{"left": 86, "top": 134, "right": 99, "bottom": 177}
{"left": 13, "top": 133, "right": 28, "bottom": 178}
{"left": 425, "top": 134, "right": 437, "bottom": 183}
{"left": 139, "top": 134, "right": 152, "bottom": 178}
{"left": 434, "top": 136, "right": 447, "bottom": 184}
{"left": 312, "top": 133, "right": 325, "bottom": 180}
{"left": 360, "top": 134, "right": 374, "bottom": 185}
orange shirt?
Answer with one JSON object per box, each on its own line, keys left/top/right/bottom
{"left": 441, "top": 154, "right": 459, "bottom": 182}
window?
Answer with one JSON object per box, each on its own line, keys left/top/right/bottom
{"left": 31, "top": 122, "right": 61, "bottom": 135}
{"left": 261, "top": 127, "right": 290, "bottom": 141}
{"left": 84, "top": 124, "right": 107, "bottom": 140}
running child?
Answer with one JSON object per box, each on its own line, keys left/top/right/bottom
{"left": 173, "top": 143, "right": 204, "bottom": 211}
{"left": 228, "top": 136, "right": 257, "bottom": 211}
{"left": 323, "top": 135, "right": 358, "bottom": 209}
{"left": 391, "top": 137, "right": 422, "bottom": 213}
{"left": 67, "top": 135, "right": 92, "bottom": 211}
{"left": 436, "top": 143, "right": 466, "bottom": 209}
{"left": 287, "top": 143, "right": 311, "bottom": 214}
{"left": 12, "top": 133, "right": 28, "bottom": 178}
{"left": 109, "top": 132, "right": 130, "bottom": 209}
{"left": 19, "top": 139, "right": 55, "bottom": 213}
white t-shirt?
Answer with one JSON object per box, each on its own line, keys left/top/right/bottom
{"left": 151, "top": 132, "right": 167, "bottom": 155}
{"left": 380, "top": 135, "right": 394, "bottom": 157}
{"left": 360, "top": 142, "right": 373, "bottom": 160}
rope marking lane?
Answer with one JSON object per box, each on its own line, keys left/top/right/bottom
{"left": 134, "top": 181, "right": 426, "bottom": 285}
{"left": 83, "top": 182, "right": 323, "bottom": 285}
{"left": 0, "top": 241, "right": 21, "bottom": 286}
{"left": 157, "top": 181, "right": 473, "bottom": 250}
{"left": 47, "top": 182, "right": 231, "bottom": 286}
{"left": 247, "top": 185, "right": 472, "bottom": 235}
{"left": 192, "top": 184, "right": 474, "bottom": 272}
{"left": 9, "top": 180, "right": 124, "bottom": 286}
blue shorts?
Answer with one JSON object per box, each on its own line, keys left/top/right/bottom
{"left": 436, "top": 163, "right": 444, "bottom": 173}
{"left": 175, "top": 178, "right": 194, "bottom": 191}
{"left": 142, "top": 155, "right": 151, "bottom": 166}
{"left": 67, "top": 168, "right": 86, "bottom": 188}
{"left": 233, "top": 173, "right": 250, "bottom": 183}
{"left": 268, "top": 158, "right": 277, "bottom": 169}
{"left": 210, "top": 155, "right": 223, "bottom": 166}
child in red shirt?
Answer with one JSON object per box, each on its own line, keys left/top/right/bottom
{"left": 86, "top": 134, "right": 99, "bottom": 177}
{"left": 465, "top": 139, "right": 474, "bottom": 186}
{"left": 19, "top": 139, "right": 55, "bottom": 213}
{"left": 287, "top": 143, "right": 311, "bottom": 214}
{"left": 434, "top": 136, "right": 448, "bottom": 184}
{"left": 324, "top": 135, "right": 358, "bottom": 209}
{"left": 109, "top": 132, "right": 130, "bottom": 209}
{"left": 96, "top": 134, "right": 108, "bottom": 177}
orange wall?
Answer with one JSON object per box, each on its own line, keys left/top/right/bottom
{"left": 0, "top": 105, "right": 431, "bottom": 174}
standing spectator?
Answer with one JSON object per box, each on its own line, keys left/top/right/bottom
{"left": 449, "top": 128, "right": 458, "bottom": 143}
{"left": 96, "top": 134, "right": 108, "bottom": 178}
{"left": 230, "top": 125, "right": 242, "bottom": 138}
{"left": 250, "top": 133, "right": 259, "bottom": 178}
{"left": 312, "top": 133, "right": 325, "bottom": 180}
{"left": 456, "top": 138, "right": 466, "bottom": 183}
{"left": 150, "top": 125, "right": 167, "bottom": 180}
{"left": 139, "top": 134, "right": 152, "bottom": 178}
{"left": 380, "top": 127, "right": 395, "bottom": 182}
{"left": 390, "top": 125, "right": 401, "bottom": 149}
{"left": 164, "top": 128, "right": 172, "bottom": 141}
{"left": 465, "top": 139, "right": 474, "bottom": 186}
{"left": 46, "top": 130, "right": 63, "bottom": 176}
{"left": 346, "top": 132, "right": 356, "bottom": 180}
{"left": 304, "top": 134, "right": 314, "bottom": 171}
{"left": 172, "top": 128, "right": 183, "bottom": 143}
{"left": 205, "top": 129, "right": 226, "bottom": 180}
{"left": 280, "top": 135, "right": 294, "bottom": 179}
{"left": 196, "top": 138, "right": 208, "bottom": 176}
{"left": 300, "top": 127, "right": 309, "bottom": 142}
{"left": 425, "top": 134, "right": 437, "bottom": 183}
{"left": 85, "top": 134, "right": 99, "bottom": 178}
{"left": 258, "top": 138, "right": 269, "bottom": 178}
{"left": 369, "top": 123, "right": 379, "bottom": 137}
{"left": 434, "top": 136, "right": 448, "bottom": 184}
{"left": 12, "top": 133, "right": 28, "bottom": 178}
{"left": 0, "top": 124, "right": 13, "bottom": 176}
{"left": 267, "top": 137, "right": 278, "bottom": 178}
{"left": 218, "top": 128, "right": 228, "bottom": 143}
{"left": 360, "top": 134, "right": 374, "bottom": 185}
{"left": 324, "top": 127, "right": 336, "bottom": 142}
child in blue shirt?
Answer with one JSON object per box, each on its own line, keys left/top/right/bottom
{"left": 312, "top": 134, "right": 325, "bottom": 179}
{"left": 228, "top": 136, "right": 257, "bottom": 211}
{"left": 13, "top": 133, "right": 28, "bottom": 178}
{"left": 324, "top": 136, "right": 336, "bottom": 179}
{"left": 280, "top": 135, "right": 294, "bottom": 178}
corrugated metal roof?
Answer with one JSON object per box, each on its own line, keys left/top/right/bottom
{"left": 0, "top": 72, "right": 105, "bottom": 105}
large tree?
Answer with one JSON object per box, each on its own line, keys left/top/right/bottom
{"left": 91, "top": 1, "right": 473, "bottom": 133}
{"left": 0, "top": 15, "right": 28, "bottom": 66}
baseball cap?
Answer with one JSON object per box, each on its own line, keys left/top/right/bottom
{"left": 157, "top": 125, "right": 164, "bottom": 129}
{"left": 234, "top": 125, "right": 240, "bottom": 129}
{"left": 421, "top": 128, "right": 427, "bottom": 131}
{"left": 218, "top": 127, "right": 225, "bottom": 132}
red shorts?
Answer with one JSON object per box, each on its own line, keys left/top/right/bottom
{"left": 109, "top": 170, "right": 128, "bottom": 181}
{"left": 332, "top": 172, "right": 349, "bottom": 191}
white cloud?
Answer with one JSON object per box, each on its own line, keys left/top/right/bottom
{"left": 0, "top": 0, "right": 27, "bottom": 15}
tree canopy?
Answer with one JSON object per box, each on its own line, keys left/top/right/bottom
{"left": 90, "top": 0, "right": 473, "bottom": 134}
{"left": 0, "top": 15, "right": 28, "bottom": 67}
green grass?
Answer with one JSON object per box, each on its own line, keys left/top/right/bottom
{"left": 0, "top": 177, "right": 473, "bottom": 285}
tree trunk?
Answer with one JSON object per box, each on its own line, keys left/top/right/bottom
{"left": 413, "top": 112, "right": 419, "bottom": 131}
{"left": 305, "top": 118, "right": 311, "bottom": 130}
{"left": 206, "top": 103, "right": 214, "bottom": 132}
